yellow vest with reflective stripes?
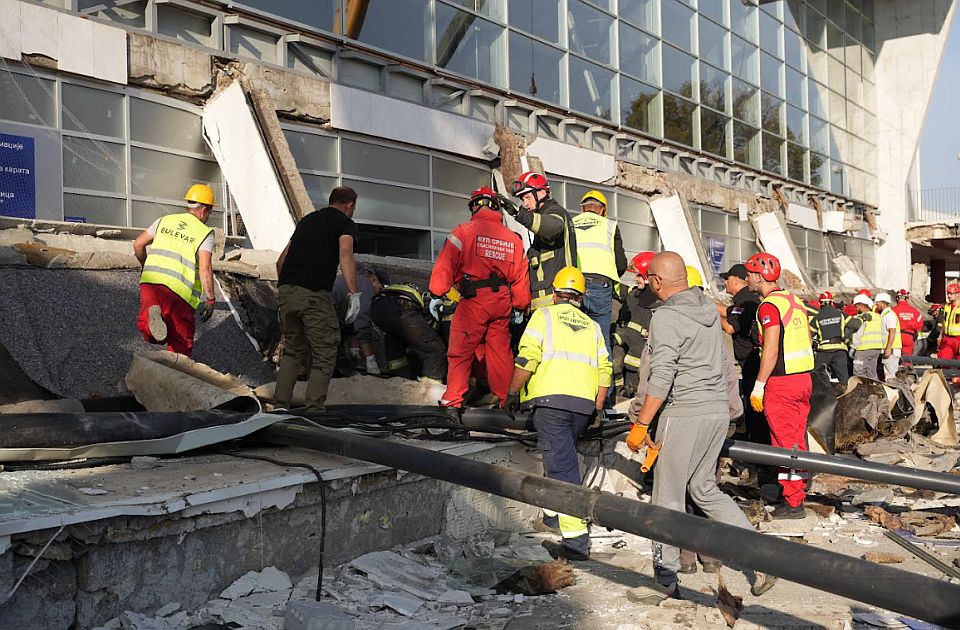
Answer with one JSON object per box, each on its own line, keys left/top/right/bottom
{"left": 516, "top": 302, "right": 612, "bottom": 414}
{"left": 572, "top": 212, "right": 619, "bottom": 283}
{"left": 943, "top": 304, "right": 960, "bottom": 337}
{"left": 879, "top": 307, "right": 902, "bottom": 350}
{"left": 140, "top": 213, "right": 212, "bottom": 309}
{"left": 756, "top": 290, "right": 814, "bottom": 375}
{"left": 856, "top": 312, "right": 884, "bottom": 351}
{"left": 381, "top": 284, "right": 425, "bottom": 309}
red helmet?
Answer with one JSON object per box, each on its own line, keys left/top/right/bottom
{"left": 511, "top": 171, "right": 550, "bottom": 198}
{"left": 468, "top": 186, "right": 498, "bottom": 212}
{"left": 948, "top": 283, "right": 960, "bottom": 294}
{"left": 629, "top": 252, "right": 656, "bottom": 279}
{"left": 744, "top": 253, "right": 781, "bottom": 282}
{"left": 896, "top": 289, "right": 909, "bottom": 299}
{"left": 857, "top": 288, "right": 872, "bottom": 297}
{"left": 819, "top": 291, "right": 834, "bottom": 303}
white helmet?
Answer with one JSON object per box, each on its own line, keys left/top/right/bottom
{"left": 874, "top": 292, "right": 892, "bottom": 305}
{"left": 853, "top": 294, "right": 874, "bottom": 308}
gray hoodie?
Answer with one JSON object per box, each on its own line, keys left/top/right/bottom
{"left": 645, "top": 287, "right": 729, "bottom": 417}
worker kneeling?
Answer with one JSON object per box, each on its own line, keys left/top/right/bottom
{"left": 504, "top": 267, "right": 611, "bottom": 561}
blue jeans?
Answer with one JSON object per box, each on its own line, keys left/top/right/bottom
{"left": 583, "top": 278, "right": 615, "bottom": 407}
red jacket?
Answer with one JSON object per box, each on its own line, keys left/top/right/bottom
{"left": 893, "top": 300, "right": 922, "bottom": 336}
{"left": 429, "top": 209, "right": 531, "bottom": 310}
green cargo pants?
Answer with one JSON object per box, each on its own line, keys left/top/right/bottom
{"left": 275, "top": 284, "right": 340, "bottom": 412}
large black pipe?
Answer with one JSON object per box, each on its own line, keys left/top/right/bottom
{"left": 258, "top": 421, "right": 960, "bottom": 626}
{"left": 722, "top": 440, "right": 960, "bottom": 495}
{"left": 903, "top": 355, "right": 960, "bottom": 368}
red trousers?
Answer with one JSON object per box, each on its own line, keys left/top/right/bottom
{"left": 939, "top": 336, "right": 960, "bottom": 360}
{"left": 138, "top": 283, "right": 196, "bottom": 356}
{"left": 442, "top": 291, "right": 513, "bottom": 406}
{"left": 900, "top": 333, "right": 915, "bottom": 358}
{"left": 764, "top": 372, "right": 812, "bottom": 507}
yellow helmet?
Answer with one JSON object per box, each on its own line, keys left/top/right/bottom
{"left": 553, "top": 266, "right": 586, "bottom": 295}
{"left": 580, "top": 190, "right": 608, "bottom": 215}
{"left": 184, "top": 183, "right": 216, "bottom": 206}
{"left": 686, "top": 265, "right": 703, "bottom": 288}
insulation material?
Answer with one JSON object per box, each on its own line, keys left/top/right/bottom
{"left": 913, "top": 370, "right": 958, "bottom": 447}
{"left": 822, "top": 210, "right": 846, "bottom": 233}
{"left": 255, "top": 374, "right": 446, "bottom": 407}
{"left": 202, "top": 81, "right": 296, "bottom": 251}
{"left": 752, "top": 212, "right": 810, "bottom": 291}
{"left": 526, "top": 137, "right": 615, "bottom": 184}
{"left": 786, "top": 203, "right": 820, "bottom": 230}
{"left": 649, "top": 195, "right": 706, "bottom": 282}
{"left": 125, "top": 351, "right": 259, "bottom": 412}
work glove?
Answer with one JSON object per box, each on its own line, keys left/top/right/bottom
{"left": 428, "top": 297, "right": 444, "bottom": 321}
{"left": 625, "top": 422, "right": 648, "bottom": 453}
{"left": 498, "top": 194, "right": 519, "bottom": 217}
{"left": 503, "top": 391, "right": 521, "bottom": 419}
{"left": 510, "top": 308, "right": 525, "bottom": 327}
{"left": 345, "top": 292, "right": 362, "bottom": 325}
{"left": 640, "top": 443, "right": 660, "bottom": 473}
{"left": 365, "top": 354, "right": 380, "bottom": 376}
{"left": 750, "top": 380, "right": 766, "bottom": 413}
{"left": 196, "top": 298, "right": 215, "bottom": 323}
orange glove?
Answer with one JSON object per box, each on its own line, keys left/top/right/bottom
{"left": 625, "top": 423, "right": 648, "bottom": 452}
{"left": 641, "top": 443, "right": 660, "bottom": 473}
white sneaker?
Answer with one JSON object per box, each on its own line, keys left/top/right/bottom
{"left": 147, "top": 305, "right": 167, "bottom": 343}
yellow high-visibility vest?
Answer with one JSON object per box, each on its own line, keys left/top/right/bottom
{"left": 572, "top": 212, "right": 619, "bottom": 283}
{"left": 755, "top": 290, "right": 814, "bottom": 374}
{"left": 857, "top": 312, "right": 885, "bottom": 351}
{"left": 516, "top": 302, "right": 612, "bottom": 414}
{"left": 943, "top": 304, "right": 960, "bottom": 337}
{"left": 381, "top": 284, "right": 425, "bottom": 309}
{"left": 140, "top": 213, "right": 211, "bottom": 309}
{"left": 879, "top": 307, "right": 902, "bottom": 350}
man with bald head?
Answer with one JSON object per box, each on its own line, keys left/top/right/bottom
{"left": 624, "top": 252, "right": 776, "bottom": 604}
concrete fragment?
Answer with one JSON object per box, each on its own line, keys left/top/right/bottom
{"left": 153, "top": 602, "right": 180, "bottom": 617}
{"left": 284, "top": 600, "right": 357, "bottom": 630}
{"left": 863, "top": 552, "right": 905, "bottom": 564}
{"left": 0, "top": 398, "right": 84, "bottom": 413}
{"left": 258, "top": 375, "right": 447, "bottom": 408}
{"left": 79, "top": 487, "right": 109, "bottom": 495}
{"left": 258, "top": 566, "right": 294, "bottom": 592}
{"left": 367, "top": 591, "right": 424, "bottom": 616}
{"left": 350, "top": 551, "right": 449, "bottom": 601}
{"left": 436, "top": 590, "right": 474, "bottom": 605}
{"left": 130, "top": 456, "right": 160, "bottom": 471}
{"left": 125, "top": 351, "right": 258, "bottom": 412}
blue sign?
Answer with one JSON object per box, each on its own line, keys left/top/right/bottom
{"left": 0, "top": 134, "right": 36, "bottom": 219}
{"left": 707, "top": 236, "right": 725, "bottom": 274}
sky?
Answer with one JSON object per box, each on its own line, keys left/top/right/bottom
{"left": 918, "top": 14, "right": 960, "bottom": 190}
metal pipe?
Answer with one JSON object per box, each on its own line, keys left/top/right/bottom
{"left": 722, "top": 440, "right": 960, "bottom": 495}
{"left": 258, "top": 421, "right": 960, "bottom": 626}
{"left": 902, "top": 355, "right": 960, "bottom": 368}
{"left": 883, "top": 530, "right": 960, "bottom": 580}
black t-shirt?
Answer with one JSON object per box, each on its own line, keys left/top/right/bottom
{"left": 279, "top": 207, "right": 358, "bottom": 292}
{"left": 727, "top": 286, "right": 761, "bottom": 364}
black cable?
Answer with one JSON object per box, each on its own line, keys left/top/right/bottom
{"left": 219, "top": 450, "right": 327, "bottom": 602}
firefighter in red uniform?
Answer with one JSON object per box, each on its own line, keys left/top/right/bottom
{"left": 746, "top": 253, "right": 814, "bottom": 520}
{"left": 892, "top": 289, "right": 922, "bottom": 358}
{"left": 429, "top": 187, "right": 531, "bottom": 408}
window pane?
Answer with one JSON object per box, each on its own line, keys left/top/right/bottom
{"left": 760, "top": 10, "right": 782, "bottom": 58}
{"left": 620, "top": 23, "right": 659, "bottom": 84}
{"left": 63, "top": 137, "right": 126, "bottom": 194}
{"left": 662, "top": 45, "right": 695, "bottom": 97}
{"left": 787, "top": 142, "right": 805, "bottom": 180}
{"left": 785, "top": 66, "right": 804, "bottom": 107}
{"left": 662, "top": 94, "right": 695, "bottom": 146}
{"left": 284, "top": 130, "right": 337, "bottom": 173}
{"left": 731, "top": 35, "right": 758, "bottom": 84}
{"left": 620, "top": 77, "right": 660, "bottom": 135}
{"left": 79, "top": 0, "right": 146, "bottom": 27}
{"left": 761, "top": 92, "right": 783, "bottom": 135}
{"left": 509, "top": 0, "right": 560, "bottom": 43}
{"left": 131, "top": 147, "right": 221, "bottom": 200}
{"left": 734, "top": 122, "right": 760, "bottom": 166}
{"left": 509, "top": 32, "right": 562, "bottom": 104}
{"left": 699, "top": 16, "right": 728, "bottom": 70}
{"left": 435, "top": 5, "right": 505, "bottom": 85}
{"left": 132, "top": 199, "right": 183, "bottom": 229}
{"left": 63, "top": 193, "right": 126, "bottom": 226}
{"left": 234, "top": 0, "right": 339, "bottom": 32}
{"left": 62, "top": 84, "right": 124, "bottom": 138}
{"left": 763, "top": 132, "right": 783, "bottom": 174}
{"left": 617, "top": 194, "right": 653, "bottom": 224}
{"left": 0, "top": 71, "right": 55, "bottom": 127}
{"left": 432, "top": 192, "right": 469, "bottom": 230}
{"left": 699, "top": 63, "right": 727, "bottom": 112}
{"left": 810, "top": 152, "right": 828, "bottom": 187}
{"left": 809, "top": 116, "right": 828, "bottom": 153}
{"left": 785, "top": 27, "right": 804, "bottom": 70}
{"left": 342, "top": 140, "right": 429, "bottom": 186}
{"left": 806, "top": 9, "right": 825, "bottom": 47}
{"left": 433, "top": 158, "right": 489, "bottom": 193}
{"left": 569, "top": 57, "right": 614, "bottom": 120}
{"left": 352, "top": 0, "right": 429, "bottom": 61}
{"left": 732, "top": 78, "right": 759, "bottom": 125}
{"left": 568, "top": 0, "right": 613, "bottom": 64}
{"left": 356, "top": 223, "right": 431, "bottom": 260}
{"left": 701, "top": 0, "right": 725, "bottom": 26}
{"left": 701, "top": 108, "right": 729, "bottom": 158}
{"left": 446, "top": 0, "right": 505, "bottom": 20}
{"left": 662, "top": 0, "right": 694, "bottom": 52}
{"left": 131, "top": 99, "right": 209, "bottom": 156}
{"left": 229, "top": 25, "right": 278, "bottom": 63}
{"left": 731, "top": 0, "right": 758, "bottom": 43}
{"left": 760, "top": 51, "right": 782, "bottom": 96}
{"left": 300, "top": 173, "right": 339, "bottom": 209}
{"left": 786, "top": 104, "right": 806, "bottom": 144}
{"left": 619, "top": 221, "right": 660, "bottom": 252}
{"left": 345, "top": 179, "right": 430, "bottom": 226}
{"left": 808, "top": 80, "right": 828, "bottom": 118}
{"left": 157, "top": 4, "right": 215, "bottom": 46}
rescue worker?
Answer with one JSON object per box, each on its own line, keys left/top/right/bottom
{"left": 810, "top": 291, "right": 850, "bottom": 385}
{"left": 572, "top": 190, "right": 628, "bottom": 406}
{"left": 504, "top": 172, "right": 577, "bottom": 310}
{"left": 892, "top": 290, "right": 922, "bottom": 360}
{"left": 614, "top": 252, "right": 659, "bottom": 399}
{"left": 843, "top": 289, "right": 871, "bottom": 317}
{"left": 504, "top": 266, "right": 611, "bottom": 561}
{"left": 937, "top": 284, "right": 960, "bottom": 359}
{"left": 371, "top": 282, "right": 447, "bottom": 382}
{"left": 624, "top": 252, "right": 776, "bottom": 603}
{"left": 133, "top": 184, "right": 217, "bottom": 357}
{"left": 874, "top": 293, "right": 901, "bottom": 382}
{"left": 429, "top": 187, "right": 530, "bottom": 408}
{"left": 850, "top": 294, "right": 882, "bottom": 380}
{"left": 747, "top": 253, "right": 813, "bottom": 519}
{"left": 334, "top": 266, "right": 384, "bottom": 374}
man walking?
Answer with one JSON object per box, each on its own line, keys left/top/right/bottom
{"left": 275, "top": 186, "right": 361, "bottom": 412}
{"left": 624, "top": 252, "right": 776, "bottom": 603}
{"left": 134, "top": 184, "right": 217, "bottom": 357}
{"left": 811, "top": 291, "right": 850, "bottom": 385}
{"left": 505, "top": 266, "right": 610, "bottom": 561}
{"left": 874, "top": 293, "right": 902, "bottom": 381}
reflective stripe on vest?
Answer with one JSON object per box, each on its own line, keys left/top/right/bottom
{"left": 857, "top": 313, "right": 885, "bottom": 350}
{"left": 756, "top": 290, "right": 814, "bottom": 374}
{"left": 573, "top": 213, "right": 619, "bottom": 282}
{"left": 945, "top": 304, "right": 960, "bottom": 337}
{"left": 880, "top": 308, "right": 902, "bottom": 350}
{"left": 139, "top": 213, "right": 211, "bottom": 309}
{"left": 381, "top": 284, "right": 425, "bottom": 309}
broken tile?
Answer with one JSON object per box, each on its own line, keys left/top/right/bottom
{"left": 350, "top": 551, "right": 449, "bottom": 600}
{"left": 153, "top": 602, "right": 179, "bottom": 617}
{"left": 367, "top": 591, "right": 424, "bottom": 617}
{"left": 436, "top": 590, "right": 473, "bottom": 605}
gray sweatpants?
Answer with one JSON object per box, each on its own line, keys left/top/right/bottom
{"left": 652, "top": 412, "right": 753, "bottom": 587}
{"left": 853, "top": 349, "right": 880, "bottom": 381}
